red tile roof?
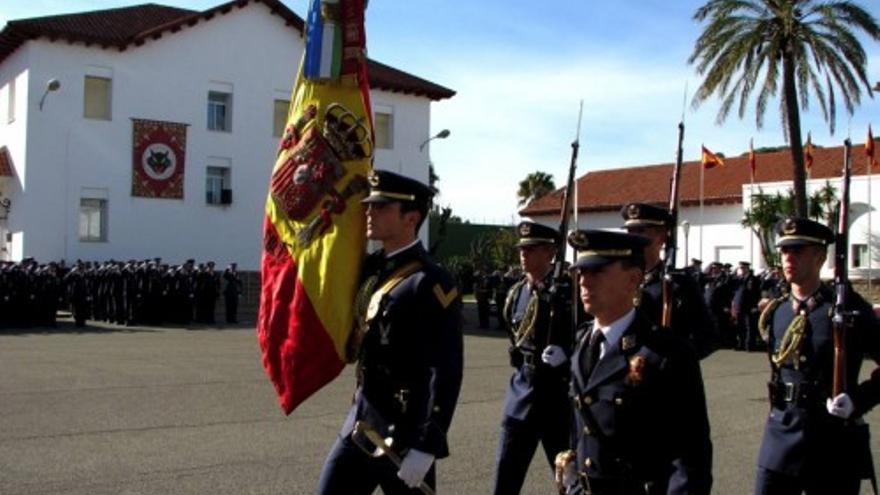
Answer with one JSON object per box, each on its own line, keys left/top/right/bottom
{"left": 0, "top": 146, "right": 13, "bottom": 177}
{"left": 0, "top": 0, "right": 455, "bottom": 101}
{"left": 521, "top": 140, "right": 878, "bottom": 216}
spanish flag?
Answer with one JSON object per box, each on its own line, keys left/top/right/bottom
{"left": 749, "top": 138, "right": 756, "bottom": 180}
{"left": 805, "top": 132, "right": 814, "bottom": 174}
{"left": 701, "top": 145, "right": 724, "bottom": 169}
{"left": 258, "top": 0, "right": 373, "bottom": 415}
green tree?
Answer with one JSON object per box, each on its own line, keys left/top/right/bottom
{"left": 743, "top": 183, "right": 837, "bottom": 265}
{"left": 469, "top": 227, "right": 519, "bottom": 273}
{"left": 517, "top": 171, "right": 556, "bottom": 206}
{"left": 689, "top": 0, "right": 879, "bottom": 217}
{"left": 743, "top": 189, "right": 788, "bottom": 266}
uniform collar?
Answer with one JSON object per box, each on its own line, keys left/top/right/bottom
{"left": 595, "top": 308, "right": 636, "bottom": 356}
{"left": 385, "top": 239, "right": 421, "bottom": 258}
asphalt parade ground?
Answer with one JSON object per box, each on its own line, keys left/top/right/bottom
{"left": 2, "top": 305, "right": 879, "bottom": 495}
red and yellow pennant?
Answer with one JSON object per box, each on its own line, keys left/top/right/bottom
{"left": 804, "top": 132, "right": 814, "bottom": 174}
{"left": 748, "top": 138, "right": 756, "bottom": 180}
{"left": 701, "top": 145, "right": 724, "bottom": 170}
{"left": 258, "top": 0, "right": 373, "bottom": 415}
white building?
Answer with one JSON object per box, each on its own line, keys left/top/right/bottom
{"left": 0, "top": 0, "right": 454, "bottom": 269}
{"left": 522, "top": 141, "right": 880, "bottom": 279}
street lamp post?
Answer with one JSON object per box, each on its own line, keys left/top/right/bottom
{"left": 419, "top": 129, "right": 450, "bottom": 152}
{"left": 38, "top": 79, "right": 61, "bottom": 111}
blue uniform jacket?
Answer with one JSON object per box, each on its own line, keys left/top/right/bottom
{"left": 640, "top": 262, "right": 720, "bottom": 360}
{"left": 758, "top": 284, "right": 880, "bottom": 478}
{"left": 569, "top": 310, "right": 713, "bottom": 494}
{"left": 501, "top": 273, "right": 574, "bottom": 421}
{"left": 341, "top": 242, "right": 464, "bottom": 459}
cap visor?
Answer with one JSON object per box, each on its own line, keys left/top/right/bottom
{"left": 517, "top": 239, "right": 555, "bottom": 248}
{"left": 361, "top": 195, "right": 394, "bottom": 204}
{"left": 775, "top": 238, "right": 822, "bottom": 248}
{"left": 570, "top": 256, "right": 616, "bottom": 270}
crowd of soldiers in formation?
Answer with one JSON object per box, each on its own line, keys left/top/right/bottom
{"left": 474, "top": 258, "right": 786, "bottom": 351}
{"left": 0, "top": 257, "right": 243, "bottom": 329}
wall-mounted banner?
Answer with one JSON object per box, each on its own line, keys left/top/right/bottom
{"left": 132, "top": 119, "right": 187, "bottom": 199}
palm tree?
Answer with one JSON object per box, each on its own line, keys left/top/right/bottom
{"left": 689, "top": 0, "right": 880, "bottom": 217}
{"left": 517, "top": 171, "right": 556, "bottom": 206}
{"left": 743, "top": 183, "right": 836, "bottom": 264}
{"left": 743, "top": 188, "right": 788, "bottom": 266}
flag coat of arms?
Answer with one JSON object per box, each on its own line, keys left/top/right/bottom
{"left": 258, "top": 0, "right": 373, "bottom": 415}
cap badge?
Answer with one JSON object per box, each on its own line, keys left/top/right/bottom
{"left": 519, "top": 223, "right": 531, "bottom": 236}
{"left": 627, "top": 204, "right": 640, "bottom": 219}
{"left": 783, "top": 219, "right": 797, "bottom": 235}
{"left": 569, "top": 231, "right": 588, "bottom": 248}
{"left": 367, "top": 171, "right": 380, "bottom": 187}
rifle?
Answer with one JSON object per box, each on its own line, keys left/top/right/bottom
{"left": 549, "top": 101, "right": 583, "bottom": 343}
{"left": 661, "top": 120, "right": 685, "bottom": 328}
{"left": 832, "top": 139, "right": 853, "bottom": 397}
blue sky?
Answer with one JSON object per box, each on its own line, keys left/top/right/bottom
{"left": 2, "top": 0, "right": 879, "bottom": 224}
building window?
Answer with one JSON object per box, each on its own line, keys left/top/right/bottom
{"left": 84, "top": 76, "right": 112, "bottom": 120}
{"left": 79, "top": 198, "right": 107, "bottom": 242}
{"left": 853, "top": 243, "right": 870, "bottom": 268}
{"left": 273, "top": 99, "right": 290, "bottom": 137}
{"left": 208, "top": 91, "right": 232, "bottom": 131}
{"left": 206, "top": 166, "right": 231, "bottom": 205}
{"left": 374, "top": 106, "right": 393, "bottom": 149}
{"left": 7, "top": 79, "right": 15, "bottom": 123}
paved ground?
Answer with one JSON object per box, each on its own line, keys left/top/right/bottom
{"left": 1, "top": 306, "right": 878, "bottom": 495}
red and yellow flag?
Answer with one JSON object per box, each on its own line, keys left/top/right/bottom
{"left": 868, "top": 125, "right": 876, "bottom": 169}
{"left": 748, "top": 138, "right": 756, "bottom": 180}
{"left": 258, "top": 0, "right": 373, "bottom": 415}
{"left": 804, "top": 132, "right": 814, "bottom": 174}
{"left": 701, "top": 145, "right": 724, "bottom": 170}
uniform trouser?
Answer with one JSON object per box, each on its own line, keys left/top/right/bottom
{"left": 755, "top": 467, "right": 861, "bottom": 495}
{"left": 225, "top": 295, "right": 238, "bottom": 323}
{"left": 316, "top": 434, "right": 436, "bottom": 495}
{"left": 492, "top": 414, "right": 569, "bottom": 495}
{"left": 476, "top": 298, "right": 489, "bottom": 328}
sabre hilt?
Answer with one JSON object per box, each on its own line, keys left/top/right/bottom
{"left": 351, "top": 421, "right": 436, "bottom": 495}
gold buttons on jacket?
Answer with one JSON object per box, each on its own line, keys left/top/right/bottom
{"left": 614, "top": 397, "right": 624, "bottom": 406}
{"left": 582, "top": 425, "right": 591, "bottom": 435}
{"left": 584, "top": 457, "right": 593, "bottom": 468}
{"left": 583, "top": 395, "right": 593, "bottom": 405}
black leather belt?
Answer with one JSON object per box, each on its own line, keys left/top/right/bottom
{"left": 768, "top": 380, "right": 821, "bottom": 408}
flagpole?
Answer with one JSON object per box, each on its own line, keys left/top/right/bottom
{"left": 700, "top": 153, "right": 705, "bottom": 261}
{"left": 869, "top": 142, "right": 873, "bottom": 293}
{"left": 749, "top": 139, "right": 755, "bottom": 267}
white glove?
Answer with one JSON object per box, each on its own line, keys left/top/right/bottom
{"left": 826, "top": 393, "right": 855, "bottom": 419}
{"left": 542, "top": 345, "right": 567, "bottom": 368}
{"left": 397, "top": 448, "right": 434, "bottom": 488}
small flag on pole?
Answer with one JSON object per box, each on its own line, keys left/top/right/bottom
{"left": 701, "top": 145, "right": 724, "bottom": 170}
{"left": 749, "top": 138, "right": 756, "bottom": 180}
{"left": 805, "top": 132, "right": 814, "bottom": 174}
{"left": 868, "top": 125, "right": 876, "bottom": 168}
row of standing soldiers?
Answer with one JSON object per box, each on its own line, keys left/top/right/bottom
{"left": 474, "top": 267, "right": 521, "bottom": 329}
{"left": 0, "top": 258, "right": 243, "bottom": 329}
{"left": 689, "top": 258, "right": 786, "bottom": 351}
